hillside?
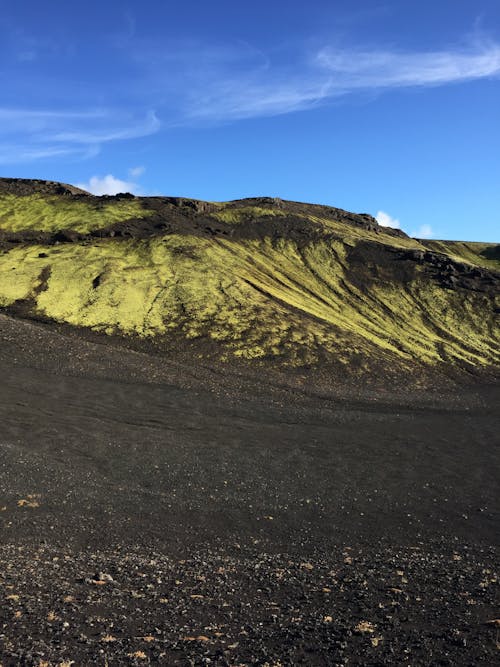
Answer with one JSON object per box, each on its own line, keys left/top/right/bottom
{"left": 1, "top": 177, "right": 499, "bottom": 665}
{"left": 0, "top": 177, "right": 498, "bottom": 382}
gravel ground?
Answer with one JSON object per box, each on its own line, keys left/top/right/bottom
{"left": 1, "top": 541, "right": 498, "bottom": 666}
{"left": 0, "top": 314, "right": 498, "bottom": 665}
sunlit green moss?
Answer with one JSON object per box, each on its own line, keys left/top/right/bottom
{"left": 0, "top": 189, "right": 497, "bottom": 369}
{"left": 0, "top": 193, "right": 152, "bottom": 233}
{"left": 0, "top": 232, "right": 497, "bottom": 368}
{"left": 211, "top": 206, "right": 288, "bottom": 224}
{"left": 422, "top": 240, "right": 500, "bottom": 271}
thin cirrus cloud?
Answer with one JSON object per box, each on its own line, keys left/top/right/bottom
{"left": 50, "top": 111, "right": 160, "bottom": 144}
{"left": 184, "top": 77, "right": 334, "bottom": 122}
{"left": 315, "top": 42, "right": 500, "bottom": 88}
{"left": 0, "top": 109, "right": 160, "bottom": 164}
{"left": 185, "top": 39, "right": 500, "bottom": 121}
{"left": 1, "top": 35, "right": 500, "bottom": 163}
{"left": 0, "top": 143, "right": 97, "bottom": 164}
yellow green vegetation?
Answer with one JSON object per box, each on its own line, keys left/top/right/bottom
{"left": 0, "top": 193, "right": 152, "bottom": 233}
{"left": 307, "top": 214, "right": 427, "bottom": 250}
{"left": 422, "top": 240, "right": 500, "bottom": 271}
{"left": 0, "top": 230, "right": 498, "bottom": 368}
{"left": 211, "top": 206, "right": 288, "bottom": 224}
{"left": 0, "top": 188, "right": 497, "bottom": 369}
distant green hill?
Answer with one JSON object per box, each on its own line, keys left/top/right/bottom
{"left": 0, "top": 177, "right": 498, "bottom": 375}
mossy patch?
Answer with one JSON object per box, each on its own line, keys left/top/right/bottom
{"left": 211, "top": 206, "right": 288, "bottom": 224}
{"left": 0, "top": 232, "right": 497, "bottom": 368}
{"left": 422, "top": 240, "right": 500, "bottom": 271}
{"left": 0, "top": 187, "right": 497, "bottom": 370}
{"left": 0, "top": 194, "right": 152, "bottom": 234}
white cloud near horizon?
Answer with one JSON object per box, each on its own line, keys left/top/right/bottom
{"left": 376, "top": 211, "right": 435, "bottom": 239}
{"left": 376, "top": 210, "right": 401, "bottom": 229}
{"left": 76, "top": 173, "right": 141, "bottom": 195}
{"left": 413, "top": 223, "right": 434, "bottom": 239}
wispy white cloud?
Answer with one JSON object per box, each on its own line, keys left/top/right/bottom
{"left": 128, "top": 166, "right": 145, "bottom": 178}
{"left": 316, "top": 42, "right": 500, "bottom": 88}
{"left": 181, "top": 38, "right": 500, "bottom": 122}
{"left": 376, "top": 210, "right": 401, "bottom": 229}
{"left": 0, "top": 108, "right": 160, "bottom": 165}
{"left": 413, "top": 223, "right": 434, "bottom": 239}
{"left": 76, "top": 174, "right": 140, "bottom": 195}
{"left": 0, "top": 109, "right": 107, "bottom": 135}
{"left": 0, "top": 144, "right": 98, "bottom": 165}
{"left": 50, "top": 111, "right": 159, "bottom": 144}
{"left": 186, "top": 77, "right": 332, "bottom": 121}
{"left": 2, "top": 30, "right": 500, "bottom": 164}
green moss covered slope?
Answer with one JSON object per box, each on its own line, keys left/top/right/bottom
{"left": 0, "top": 178, "right": 498, "bottom": 374}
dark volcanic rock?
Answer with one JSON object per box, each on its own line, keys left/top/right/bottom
{"left": 0, "top": 177, "right": 90, "bottom": 196}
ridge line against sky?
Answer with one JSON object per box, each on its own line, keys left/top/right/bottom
{"left": 1, "top": 0, "right": 499, "bottom": 242}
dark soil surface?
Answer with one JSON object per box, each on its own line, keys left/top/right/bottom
{"left": 0, "top": 314, "right": 498, "bottom": 665}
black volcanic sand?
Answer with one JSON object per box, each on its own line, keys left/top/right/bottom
{"left": 0, "top": 315, "right": 498, "bottom": 665}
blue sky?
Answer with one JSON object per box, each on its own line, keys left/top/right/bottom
{"left": 1, "top": 0, "right": 499, "bottom": 241}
